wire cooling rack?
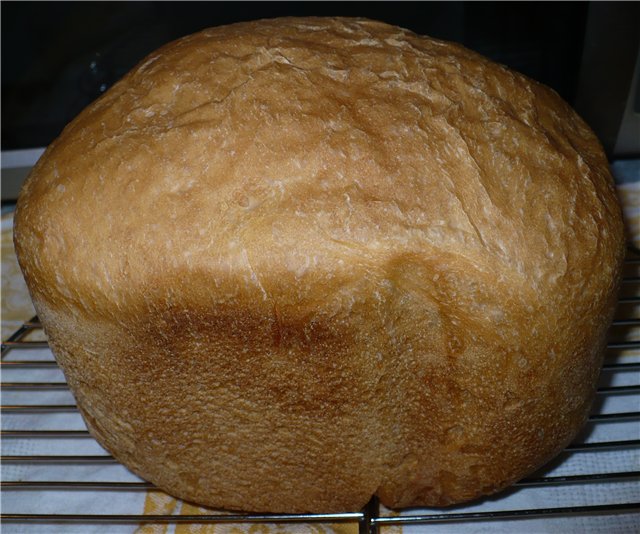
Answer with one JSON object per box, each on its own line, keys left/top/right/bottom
{"left": 1, "top": 249, "right": 639, "bottom": 533}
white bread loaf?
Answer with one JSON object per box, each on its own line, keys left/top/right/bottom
{"left": 14, "top": 17, "right": 625, "bottom": 512}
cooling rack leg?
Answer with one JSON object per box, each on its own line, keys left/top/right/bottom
{"left": 360, "top": 496, "right": 379, "bottom": 534}
{"left": 0, "top": 316, "right": 38, "bottom": 357}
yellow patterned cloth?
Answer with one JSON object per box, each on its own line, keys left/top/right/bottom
{"left": 1, "top": 210, "right": 35, "bottom": 340}
{"left": 133, "top": 492, "right": 395, "bottom": 534}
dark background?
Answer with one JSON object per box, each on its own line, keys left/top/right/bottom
{"left": 1, "top": 2, "right": 637, "bottom": 154}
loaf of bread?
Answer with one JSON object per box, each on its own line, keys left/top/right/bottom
{"left": 14, "top": 17, "right": 625, "bottom": 512}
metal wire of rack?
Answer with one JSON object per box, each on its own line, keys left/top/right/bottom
{"left": 1, "top": 250, "right": 639, "bottom": 532}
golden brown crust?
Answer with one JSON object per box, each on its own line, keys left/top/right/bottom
{"left": 14, "top": 17, "right": 625, "bottom": 512}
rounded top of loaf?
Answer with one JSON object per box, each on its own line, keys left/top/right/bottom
{"left": 15, "top": 17, "right": 623, "bottom": 318}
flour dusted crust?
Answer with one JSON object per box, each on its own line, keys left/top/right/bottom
{"left": 14, "top": 18, "right": 624, "bottom": 512}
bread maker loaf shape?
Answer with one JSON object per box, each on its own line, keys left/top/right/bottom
{"left": 14, "top": 18, "right": 625, "bottom": 512}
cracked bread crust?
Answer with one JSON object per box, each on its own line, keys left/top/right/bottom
{"left": 14, "top": 17, "right": 624, "bottom": 512}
